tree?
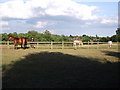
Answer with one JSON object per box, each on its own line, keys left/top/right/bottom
{"left": 82, "top": 35, "right": 90, "bottom": 42}
{"left": 27, "top": 30, "right": 39, "bottom": 41}
{"left": 69, "top": 35, "right": 74, "bottom": 38}
{"left": 44, "top": 30, "right": 51, "bottom": 35}
{"left": 12, "top": 32, "right": 18, "bottom": 37}
{"left": 99, "top": 37, "right": 109, "bottom": 42}
{"left": 116, "top": 28, "right": 120, "bottom": 35}
{"left": 18, "top": 33, "right": 26, "bottom": 38}
{"left": 116, "top": 28, "right": 120, "bottom": 42}
{"left": 95, "top": 34, "right": 100, "bottom": 39}
{"left": 43, "top": 30, "right": 52, "bottom": 41}
{"left": 110, "top": 35, "right": 117, "bottom": 42}
{"left": 0, "top": 34, "right": 2, "bottom": 41}
{"left": 82, "top": 34, "right": 87, "bottom": 37}
{"left": 36, "top": 33, "right": 44, "bottom": 41}
{"left": 2, "top": 33, "right": 8, "bottom": 41}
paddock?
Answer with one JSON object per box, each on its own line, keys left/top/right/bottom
{"left": 1, "top": 40, "right": 120, "bottom": 88}
{"left": 2, "top": 47, "right": 120, "bottom": 88}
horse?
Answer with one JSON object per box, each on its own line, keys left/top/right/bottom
{"left": 73, "top": 38, "right": 83, "bottom": 48}
{"left": 108, "top": 41, "right": 112, "bottom": 48}
{"left": 8, "top": 36, "right": 27, "bottom": 49}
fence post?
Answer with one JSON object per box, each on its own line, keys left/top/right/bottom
{"left": 97, "top": 42, "right": 99, "bottom": 49}
{"left": 37, "top": 42, "right": 39, "bottom": 49}
{"left": 88, "top": 41, "right": 89, "bottom": 49}
{"left": 7, "top": 41, "right": 9, "bottom": 49}
{"left": 62, "top": 41, "right": 64, "bottom": 49}
{"left": 51, "top": 41, "right": 53, "bottom": 49}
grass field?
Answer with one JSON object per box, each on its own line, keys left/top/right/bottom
{"left": 2, "top": 46, "right": 120, "bottom": 88}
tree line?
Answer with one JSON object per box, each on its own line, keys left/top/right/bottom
{"left": 0, "top": 29, "right": 120, "bottom": 42}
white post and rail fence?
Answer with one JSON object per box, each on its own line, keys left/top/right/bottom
{"left": 0, "top": 41, "right": 118, "bottom": 49}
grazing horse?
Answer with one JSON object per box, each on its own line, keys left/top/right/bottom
{"left": 8, "top": 36, "right": 27, "bottom": 49}
{"left": 73, "top": 38, "right": 83, "bottom": 48}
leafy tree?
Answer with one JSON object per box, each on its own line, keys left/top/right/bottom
{"left": 110, "top": 35, "right": 117, "bottom": 42}
{"left": 2, "top": 33, "right": 8, "bottom": 41}
{"left": 116, "top": 28, "right": 120, "bottom": 42}
{"left": 0, "top": 30, "right": 118, "bottom": 42}
{"left": 116, "top": 35, "right": 120, "bottom": 42}
{"left": 35, "top": 33, "right": 44, "bottom": 41}
{"left": 99, "top": 37, "right": 109, "bottom": 42}
{"left": 116, "top": 28, "right": 120, "bottom": 35}
{"left": 44, "top": 30, "right": 51, "bottom": 35}
{"left": 12, "top": 32, "right": 18, "bottom": 37}
{"left": 82, "top": 35, "right": 90, "bottom": 42}
{"left": 96, "top": 34, "right": 99, "bottom": 39}
{"left": 43, "top": 30, "right": 52, "bottom": 41}
{"left": 27, "top": 30, "right": 39, "bottom": 41}
{"left": 69, "top": 35, "right": 74, "bottom": 39}
{"left": 0, "top": 34, "right": 2, "bottom": 41}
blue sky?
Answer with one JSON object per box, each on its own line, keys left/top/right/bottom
{"left": 0, "top": 0, "right": 118, "bottom": 37}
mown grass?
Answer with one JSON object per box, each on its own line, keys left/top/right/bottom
{"left": 2, "top": 46, "right": 119, "bottom": 65}
{"left": 2, "top": 47, "right": 120, "bottom": 88}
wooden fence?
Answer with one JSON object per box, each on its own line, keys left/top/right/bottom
{"left": 0, "top": 41, "right": 118, "bottom": 49}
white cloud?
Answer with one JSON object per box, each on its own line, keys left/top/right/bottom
{"left": 101, "top": 19, "right": 117, "bottom": 24}
{"left": 33, "top": 21, "right": 48, "bottom": 28}
{"left": 33, "top": 21, "right": 56, "bottom": 28}
{"left": 73, "top": 0, "right": 119, "bottom": 2}
{"left": 44, "top": 0, "right": 98, "bottom": 20}
{"left": 0, "top": 0, "right": 34, "bottom": 19}
{"left": 100, "top": 17, "right": 117, "bottom": 24}
{"left": 0, "top": 0, "right": 98, "bottom": 20}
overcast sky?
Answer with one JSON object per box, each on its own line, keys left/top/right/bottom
{"left": 0, "top": 0, "right": 118, "bottom": 37}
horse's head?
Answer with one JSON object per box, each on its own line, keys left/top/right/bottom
{"left": 8, "top": 36, "right": 14, "bottom": 40}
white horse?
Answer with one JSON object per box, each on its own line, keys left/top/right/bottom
{"left": 73, "top": 40, "right": 83, "bottom": 47}
{"left": 108, "top": 41, "right": 112, "bottom": 47}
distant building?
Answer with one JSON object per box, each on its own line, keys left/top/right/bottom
{"left": 93, "top": 38, "right": 100, "bottom": 41}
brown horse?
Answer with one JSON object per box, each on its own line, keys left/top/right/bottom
{"left": 8, "top": 36, "right": 27, "bottom": 49}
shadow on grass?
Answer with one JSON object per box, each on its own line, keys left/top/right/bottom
{"left": 101, "top": 51, "right": 120, "bottom": 59}
{"left": 2, "top": 52, "right": 119, "bottom": 88}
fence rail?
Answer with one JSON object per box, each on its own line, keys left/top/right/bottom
{"left": 0, "top": 41, "right": 118, "bottom": 49}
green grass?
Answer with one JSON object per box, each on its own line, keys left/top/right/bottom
{"left": 2, "top": 47, "right": 120, "bottom": 88}
{"left": 2, "top": 47, "right": 119, "bottom": 65}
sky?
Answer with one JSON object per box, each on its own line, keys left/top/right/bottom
{"left": 0, "top": 0, "right": 118, "bottom": 37}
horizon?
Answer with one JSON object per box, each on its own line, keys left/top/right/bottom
{"left": 0, "top": 30, "right": 117, "bottom": 37}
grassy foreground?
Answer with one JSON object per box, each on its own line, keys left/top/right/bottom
{"left": 2, "top": 48, "right": 120, "bottom": 88}
{"left": 2, "top": 48, "right": 119, "bottom": 65}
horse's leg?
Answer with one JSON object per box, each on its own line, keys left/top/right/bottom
{"left": 78, "top": 43, "right": 80, "bottom": 47}
{"left": 21, "top": 44, "right": 23, "bottom": 48}
{"left": 74, "top": 43, "right": 77, "bottom": 49}
{"left": 25, "top": 40, "right": 27, "bottom": 48}
{"left": 23, "top": 41, "right": 27, "bottom": 49}
{"left": 81, "top": 42, "right": 83, "bottom": 46}
{"left": 14, "top": 43, "right": 17, "bottom": 49}
{"left": 110, "top": 44, "right": 112, "bottom": 47}
{"left": 73, "top": 43, "right": 75, "bottom": 47}
{"left": 24, "top": 43, "right": 26, "bottom": 49}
